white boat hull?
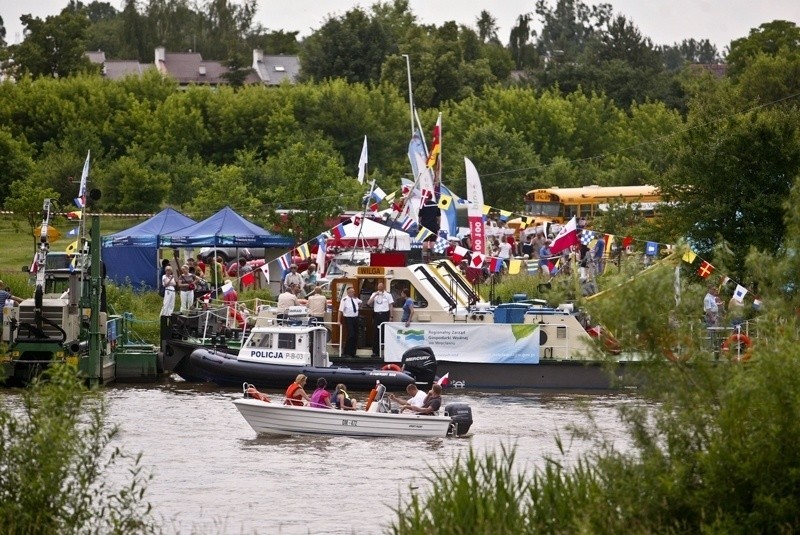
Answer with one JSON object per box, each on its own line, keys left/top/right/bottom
{"left": 233, "top": 399, "right": 452, "bottom": 438}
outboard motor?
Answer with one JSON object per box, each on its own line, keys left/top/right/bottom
{"left": 401, "top": 346, "right": 437, "bottom": 388}
{"left": 445, "top": 403, "right": 473, "bottom": 436}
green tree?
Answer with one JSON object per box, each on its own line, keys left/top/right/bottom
{"left": 301, "top": 7, "right": 396, "bottom": 85}
{"left": 0, "top": 366, "right": 156, "bottom": 533}
{"left": 726, "top": 20, "right": 800, "bottom": 78}
{"left": 9, "top": 11, "right": 99, "bottom": 79}
{"left": 475, "top": 10, "right": 499, "bottom": 44}
{"left": 0, "top": 128, "right": 35, "bottom": 203}
{"left": 261, "top": 140, "right": 362, "bottom": 240}
{"left": 660, "top": 84, "right": 800, "bottom": 273}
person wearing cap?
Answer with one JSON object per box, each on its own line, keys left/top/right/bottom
{"left": 282, "top": 264, "right": 303, "bottom": 293}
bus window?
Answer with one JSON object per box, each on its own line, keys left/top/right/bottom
{"left": 580, "top": 204, "right": 593, "bottom": 218}
{"left": 564, "top": 205, "right": 578, "bottom": 219}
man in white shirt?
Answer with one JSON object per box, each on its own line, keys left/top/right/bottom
{"left": 338, "top": 287, "right": 361, "bottom": 357}
{"left": 703, "top": 285, "right": 721, "bottom": 327}
{"left": 390, "top": 384, "right": 428, "bottom": 412}
{"left": 367, "top": 282, "right": 392, "bottom": 357}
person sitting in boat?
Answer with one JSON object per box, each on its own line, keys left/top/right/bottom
{"left": 284, "top": 374, "right": 311, "bottom": 406}
{"left": 389, "top": 383, "right": 427, "bottom": 412}
{"left": 332, "top": 383, "right": 358, "bottom": 411}
{"left": 403, "top": 384, "right": 443, "bottom": 415}
{"left": 310, "top": 377, "right": 332, "bottom": 409}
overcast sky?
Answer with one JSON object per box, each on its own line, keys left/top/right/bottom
{"left": 2, "top": 0, "right": 798, "bottom": 51}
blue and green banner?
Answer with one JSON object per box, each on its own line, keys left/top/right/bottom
{"left": 384, "top": 323, "right": 540, "bottom": 364}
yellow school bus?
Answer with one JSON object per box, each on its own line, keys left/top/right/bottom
{"left": 523, "top": 185, "right": 661, "bottom": 223}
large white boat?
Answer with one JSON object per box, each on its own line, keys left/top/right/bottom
{"left": 253, "top": 253, "right": 627, "bottom": 390}
{"left": 233, "top": 383, "right": 473, "bottom": 438}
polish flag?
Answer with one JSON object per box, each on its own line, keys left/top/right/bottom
{"left": 436, "top": 373, "right": 450, "bottom": 386}
{"left": 549, "top": 216, "right": 579, "bottom": 254}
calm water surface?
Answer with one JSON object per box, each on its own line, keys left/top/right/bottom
{"left": 98, "top": 379, "right": 639, "bottom": 534}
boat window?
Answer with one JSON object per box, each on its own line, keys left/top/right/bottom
{"left": 247, "top": 333, "right": 272, "bottom": 348}
{"left": 359, "top": 278, "right": 379, "bottom": 301}
{"left": 557, "top": 326, "right": 567, "bottom": 339}
{"left": 278, "top": 333, "right": 296, "bottom": 349}
{"left": 389, "top": 280, "right": 428, "bottom": 309}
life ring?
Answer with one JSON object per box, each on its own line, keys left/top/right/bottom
{"left": 382, "top": 364, "right": 402, "bottom": 372}
{"left": 364, "top": 387, "right": 378, "bottom": 412}
{"left": 721, "top": 333, "right": 753, "bottom": 362}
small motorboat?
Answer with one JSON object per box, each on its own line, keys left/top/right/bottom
{"left": 233, "top": 382, "right": 473, "bottom": 438}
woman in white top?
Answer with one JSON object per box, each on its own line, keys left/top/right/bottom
{"left": 160, "top": 266, "right": 177, "bottom": 316}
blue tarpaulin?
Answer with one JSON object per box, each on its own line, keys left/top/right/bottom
{"left": 101, "top": 208, "right": 196, "bottom": 290}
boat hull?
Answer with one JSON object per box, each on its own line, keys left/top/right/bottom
{"left": 233, "top": 399, "right": 452, "bottom": 437}
{"left": 436, "top": 360, "right": 640, "bottom": 390}
{"left": 171, "top": 345, "right": 416, "bottom": 391}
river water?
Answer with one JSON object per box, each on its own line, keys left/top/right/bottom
{"left": 93, "top": 379, "right": 639, "bottom": 534}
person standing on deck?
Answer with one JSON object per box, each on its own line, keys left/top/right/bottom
{"left": 368, "top": 282, "right": 391, "bottom": 357}
{"left": 338, "top": 287, "right": 361, "bottom": 358}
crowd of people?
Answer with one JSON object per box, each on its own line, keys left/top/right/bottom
{"left": 282, "top": 373, "right": 443, "bottom": 414}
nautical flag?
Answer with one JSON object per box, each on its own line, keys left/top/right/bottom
{"left": 278, "top": 253, "right": 292, "bottom": 273}
{"left": 426, "top": 114, "right": 442, "bottom": 169}
{"left": 470, "top": 253, "right": 485, "bottom": 268}
{"left": 415, "top": 227, "right": 434, "bottom": 242}
{"left": 508, "top": 259, "right": 522, "bottom": 275}
{"left": 384, "top": 190, "right": 396, "bottom": 204}
{"left": 241, "top": 271, "right": 255, "bottom": 288}
{"left": 580, "top": 230, "right": 595, "bottom": 245}
{"left": 437, "top": 194, "right": 452, "bottom": 210}
{"left": 622, "top": 236, "right": 633, "bottom": 249}
{"left": 732, "top": 284, "right": 748, "bottom": 303}
{"left": 682, "top": 250, "right": 697, "bottom": 264}
{"left": 481, "top": 204, "right": 491, "bottom": 216}
{"left": 499, "top": 210, "right": 512, "bottom": 222}
{"left": 221, "top": 281, "right": 234, "bottom": 295}
{"left": 550, "top": 216, "right": 579, "bottom": 254}
{"left": 67, "top": 210, "right": 82, "bottom": 220}
{"left": 331, "top": 223, "right": 346, "bottom": 240}
{"left": 488, "top": 257, "right": 503, "bottom": 273}
{"left": 297, "top": 242, "right": 311, "bottom": 260}
{"left": 697, "top": 260, "right": 714, "bottom": 279}
{"left": 371, "top": 185, "right": 387, "bottom": 203}
{"left": 753, "top": 297, "right": 762, "bottom": 309}
{"left": 400, "top": 216, "right": 415, "bottom": 232}
{"left": 451, "top": 245, "right": 469, "bottom": 263}
{"left": 76, "top": 150, "right": 90, "bottom": 208}
{"left": 259, "top": 263, "right": 270, "bottom": 284}
{"left": 436, "top": 372, "right": 450, "bottom": 387}
{"left": 69, "top": 257, "right": 77, "bottom": 272}
{"left": 432, "top": 235, "right": 449, "bottom": 254}
{"left": 353, "top": 214, "right": 362, "bottom": 227}
{"left": 357, "top": 136, "right": 368, "bottom": 184}
{"left": 316, "top": 235, "right": 327, "bottom": 276}
{"left": 420, "top": 188, "right": 434, "bottom": 202}
{"left": 68, "top": 227, "right": 79, "bottom": 236}
{"left": 73, "top": 198, "right": 84, "bottom": 209}
{"left": 65, "top": 239, "right": 80, "bottom": 255}
{"left": 526, "top": 260, "right": 538, "bottom": 275}
{"left": 645, "top": 242, "right": 659, "bottom": 256}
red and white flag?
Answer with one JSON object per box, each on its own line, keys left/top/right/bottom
{"left": 470, "top": 253, "right": 484, "bottom": 268}
{"left": 550, "top": 216, "right": 579, "bottom": 254}
{"left": 451, "top": 246, "right": 469, "bottom": 263}
{"left": 436, "top": 372, "right": 450, "bottom": 386}
{"left": 259, "top": 263, "right": 270, "bottom": 284}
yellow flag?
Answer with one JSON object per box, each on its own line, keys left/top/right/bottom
{"left": 682, "top": 250, "right": 697, "bottom": 264}
{"left": 438, "top": 194, "right": 452, "bottom": 210}
{"left": 481, "top": 204, "right": 491, "bottom": 215}
{"left": 65, "top": 239, "right": 80, "bottom": 255}
{"left": 508, "top": 259, "right": 522, "bottom": 275}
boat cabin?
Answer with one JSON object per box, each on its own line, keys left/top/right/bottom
{"left": 239, "top": 321, "right": 330, "bottom": 368}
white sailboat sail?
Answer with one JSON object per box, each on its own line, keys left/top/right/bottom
{"left": 464, "top": 157, "right": 485, "bottom": 255}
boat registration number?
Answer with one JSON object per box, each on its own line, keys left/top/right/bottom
{"left": 341, "top": 419, "right": 358, "bottom": 427}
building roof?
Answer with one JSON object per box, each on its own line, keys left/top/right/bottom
{"left": 252, "top": 51, "right": 301, "bottom": 85}
{"left": 86, "top": 50, "right": 153, "bottom": 80}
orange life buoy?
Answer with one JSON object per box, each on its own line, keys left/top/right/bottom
{"left": 364, "top": 387, "right": 378, "bottom": 412}
{"left": 246, "top": 386, "right": 271, "bottom": 403}
{"left": 382, "top": 364, "right": 402, "bottom": 372}
{"left": 721, "top": 333, "right": 753, "bottom": 362}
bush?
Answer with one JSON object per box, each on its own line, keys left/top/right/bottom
{"left": 0, "top": 365, "right": 156, "bottom": 534}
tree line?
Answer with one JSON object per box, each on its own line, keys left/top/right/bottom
{"left": 0, "top": 1, "right": 797, "bottom": 276}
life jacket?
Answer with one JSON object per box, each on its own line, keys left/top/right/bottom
{"left": 284, "top": 382, "right": 303, "bottom": 406}
{"left": 333, "top": 389, "right": 352, "bottom": 408}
